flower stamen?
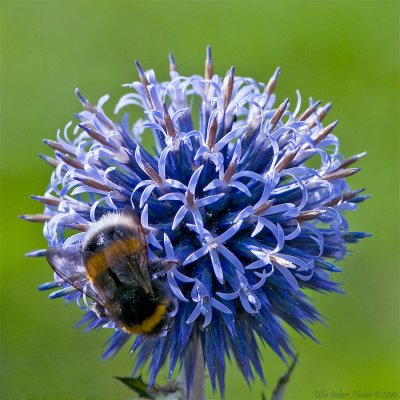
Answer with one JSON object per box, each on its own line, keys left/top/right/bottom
{"left": 43, "top": 139, "right": 75, "bottom": 157}
{"left": 254, "top": 200, "right": 275, "bottom": 216}
{"left": 322, "top": 167, "right": 360, "bottom": 181}
{"left": 205, "top": 45, "right": 214, "bottom": 97}
{"left": 135, "top": 60, "right": 153, "bottom": 108}
{"left": 274, "top": 148, "right": 299, "bottom": 173}
{"left": 269, "top": 98, "right": 289, "bottom": 132}
{"left": 307, "top": 102, "right": 332, "bottom": 129}
{"left": 297, "top": 100, "right": 322, "bottom": 122}
{"left": 163, "top": 103, "right": 176, "bottom": 138}
{"left": 223, "top": 66, "right": 235, "bottom": 111}
{"left": 206, "top": 116, "right": 218, "bottom": 150}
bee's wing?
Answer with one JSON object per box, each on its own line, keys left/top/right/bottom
{"left": 120, "top": 207, "right": 153, "bottom": 294}
{"left": 46, "top": 246, "right": 108, "bottom": 308}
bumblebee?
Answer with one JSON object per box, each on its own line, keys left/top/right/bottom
{"left": 46, "top": 207, "right": 173, "bottom": 335}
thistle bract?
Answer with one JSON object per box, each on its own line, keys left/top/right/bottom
{"left": 26, "top": 47, "right": 369, "bottom": 396}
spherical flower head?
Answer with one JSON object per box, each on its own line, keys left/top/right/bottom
{"left": 25, "top": 47, "right": 369, "bottom": 397}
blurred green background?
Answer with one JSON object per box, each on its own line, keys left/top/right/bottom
{"left": 1, "top": 1, "right": 398, "bottom": 399}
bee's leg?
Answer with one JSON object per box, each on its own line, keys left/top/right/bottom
{"left": 164, "top": 259, "right": 179, "bottom": 270}
{"left": 149, "top": 259, "right": 179, "bottom": 279}
{"left": 166, "top": 298, "right": 179, "bottom": 317}
{"left": 160, "top": 320, "right": 173, "bottom": 336}
{"left": 149, "top": 260, "right": 170, "bottom": 279}
{"left": 92, "top": 302, "right": 108, "bottom": 319}
{"left": 158, "top": 299, "right": 178, "bottom": 337}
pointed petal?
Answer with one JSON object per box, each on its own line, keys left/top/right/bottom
{"left": 172, "top": 205, "right": 188, "bottom": 229}
{"left": 139, "top": 184, "right": 157, "bottom": 208}
{"left": 233, "top": 170, "right": 265, "bottom": 182}
{"left": 203, "top": 179, "right": 223, "bottom": 191}
{"left": 216, "top": 221, "right": 243, "bottom": 243}
{"left": 148, "top": 233, "right": 162, "bottom": 250}
{"left": 216, "top": 290, "right": 240, "bottom": 300}
{"left": 285, "top": 222, "right": 301, "bottom": 240}
{"left": 245, "top": 259, "right": 268, "bottom": 270}
{"left": 133, "top": 180, "right": 154, "bottom": 193}
{"left": 186, "top": 303, "right": 203, "bottom": 324}
{"left": 251, "top": 270, "right": 271, "bottom": 289}
{"left": 239, "top": 291, "right": 261, "bottom": 314}
{"left": 215, "top": 125, "right": 246, "bottom": 151}
{"left": 167, "top": 271, "right": 188, "bottom": 302}
{"left": 202, "top": 303, "right": 213, "bottom": 328}
{"left": 218, "top": 245, "right": 244, "bottom": 272}
{"left": 196, "top": 194, "right": 225, "bottom": 207}
{"left": 188, "top": 165, "right": 204, "bottom": 193}
{"left": 229, "top": 181, "right": 251, "bottom": 197}
{"left": 140, "top": 204, "right": 150, "bottom": 227}
{"left": 251, "top": 220, "right": 265, "bottom": 237}
{"left": 274, "top": 264, "right": 299, "bottom": 291}
{"left": 210, "top": 298, "right": 232, "bottom": 314}
{"left": 183, "top": 246, "right": 208, "bottom": 265}
{"left": 234, "top": 206, "right": 254, "bottom": 223}
{"left": 163, "top": 233, "right": 175, "bottom": 259}
{"left": 158, "top": 192, "right": 186, "bottom": 202}
{"left": 174, "top": 270, "right": 195, "bottom": 283}
{"left": 209, "top": 249, "right": 224, "bottom": 283}
{"left": 190, "top": 208, "right": 205, "bottom": 236}
{"left": 165, "top": 179, "right": 187, "bottom": 190}
{"left": 158, "top": 147, "right": 169, "bottom": 180}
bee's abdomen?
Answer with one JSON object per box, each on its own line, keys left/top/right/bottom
{"left": 117, "top": 285, "right": 168, "bottom": 335}
{"left": 121, "top": 304, "right": 168, "bottom": 334}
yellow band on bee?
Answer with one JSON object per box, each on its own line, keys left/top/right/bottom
{"left": 86, "top": 252, "right": 107, "bottom": 282}
{"left": 85, "top": 237, "right": 143, "bottom": 282}
{"left": 121, "top": 304, "right": 167, "bottom": 334}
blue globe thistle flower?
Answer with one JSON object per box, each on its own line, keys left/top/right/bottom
{"left": 25, "top": 47, "right": 369, "bottom": 397}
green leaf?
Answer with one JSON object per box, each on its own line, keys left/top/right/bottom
{"left": 261, "top": 391, "right": 267, "bottom": 400}
{"left": 270, "top": 355, "right": 299, "bottom": 400}
{"left": 115, "top": 376, "right": 155, "bottom": 399}
{"left": 115, "top": 375, "right": 182, "bottom": 399}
